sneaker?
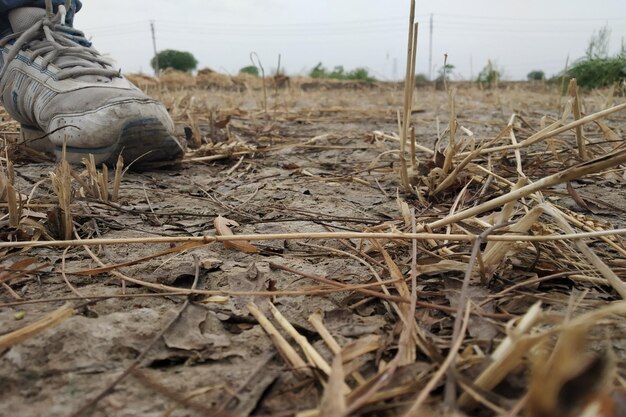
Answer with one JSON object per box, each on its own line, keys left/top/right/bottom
{"left": 0, "top": 4, "right": 184, "bottom": 167}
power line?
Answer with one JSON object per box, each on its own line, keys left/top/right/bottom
{"left": 156, "top": 26, "right": 407, "bottom": 37}
{"left": 88, "top": 29, "right": 147, "bottom": 37}
{"left": 86, "top": 20, "right": 410, "bottom": 37}
{"left": 433, "top": 24, "right": 626, "bottom": 34}
{"left": 83, "top": 21, "right": 147, "bottom": 32}
{"left": 433, "top": 22, "right": 625, "bottom": 30}
{"left": 83, "top": 13, "right": 626, "bottom": 37}
{"left": 156, "top": 21, "right": 407, "bottom": 33}
{"left": 92, "top": 25, "right": 620, "bottom": 39}
{"left": 84, "top": 15, "right": 433, "bottom": 33}
{"left": 435, "top": 13, "right": 626, "bottom": 22}
{"left": 155, "top": 15, "right": 424, "bottom": 28}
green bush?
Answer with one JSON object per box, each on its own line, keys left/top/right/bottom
{"left": 527, "top": 70, "right": 545, "bottom": 81}
{"left": 239, "top": 65, "right": 260, "bottom": 77}
{"left": 415, "top": 73, "right": 429, "bottom": 85}
{"left": 566, "top": 57, "right": 626, "bottom": 89}
{"left": 329, "top": 65, "right": 345, "bottom": 80}
{"left": 151, "top": 50, "right": 198, "bottom": 73}
{"left": 346, "top": 68, "right": 376, "bottom": 82}
{"left": 310, "top": 63, "right": 327, "bottom": 78}
{"left": 477, "top": 62, "right": 500, "bottom": 85}
{"left": 435, "top": 64, "right": 454, "bottom": 83}
{"left": 557, "top": 25, "right": 626, "bottom": 90}
{"left": 309, "top": 63, "right": 376, "bottom": 82}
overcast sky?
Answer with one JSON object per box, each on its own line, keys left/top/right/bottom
{"left": 78, "top": 0, "right": 626, "bottom": 81}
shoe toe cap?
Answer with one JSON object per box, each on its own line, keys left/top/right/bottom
{"left": 47, "top": 98, "right": 183, "bottom": 165}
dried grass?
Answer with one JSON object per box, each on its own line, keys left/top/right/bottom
{"left": 0, "top": 31, "right": 625, "bottom": 417}
{"left": 157, "top": 69, "right": 197, "bottom": 90}
{"left": 196, "top": 68, "right": 237, "bottom": 90}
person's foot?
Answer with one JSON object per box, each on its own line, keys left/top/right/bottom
{"left": 0, "top": 4, "right": 184, "bottom": 167}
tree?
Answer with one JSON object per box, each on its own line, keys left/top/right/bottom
{"left": 329, "top": 66, "right": 345, "bottom": 79}
{"left": 309, "top": 63, "right": 327, "bottom": 78}
{"left": 151, "top": 49, "right": 198, "bottom": 73}
{"left": 477, "top": 61, "right": 500, "bottom": 85}
{"left": 527, "top": 70, "right": 545, "bottom": 81}
{"left": 435, "top": 64, "right": 454, "bottom": 82}
{"left": 414, "top": 73, "right": 429, "bottom": 86}
{"left": 239, "top": 65, "right": 260, "bottom": 77}
{"left": 308, "top": 63, "right": 376, "bottom": 82}
{"left": 346, "top": 67, "right": 375, "bottom": 82}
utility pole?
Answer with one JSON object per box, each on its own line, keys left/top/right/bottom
{"left": 150, "top": 20, "right": 159, "bottom": 76}
{"left": 428, "top": 14, "right": 433, "bottom": 81}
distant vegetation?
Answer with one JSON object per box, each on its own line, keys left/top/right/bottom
{"left": 309, "top": 63, "right": 376, "bottom": 82}
{"left": 585, "top": 25, "right": 612, "bottom": 60}
{"left": 414, "top": 73, "right": 429, "bottom": 86}
{"left": 561, "top": 25, "right": 626, "bottom": 90}
{"left": 527, "top": 70, "right": 545, "bottom": 81}
{"left": 151, "top": 50, "right": 198, "bottom": 73}
{"left": 477, "top": 61, "right": 501, "bottom": 86}
{"left": 435, "top": 64, "right": 455, "bottom": 83}
{"left": 239, "top": 65, "right": 260, "bottom": 77}
{"left": 567, "top": 58, "right": 626, "bottom": 90}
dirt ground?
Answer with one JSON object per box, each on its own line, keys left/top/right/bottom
{"left": 1, "top": 80, "right": 626, "bottom": 417}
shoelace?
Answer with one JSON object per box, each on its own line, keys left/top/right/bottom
{"left": 0, "top": 1, "right": 121, "bottom": 81}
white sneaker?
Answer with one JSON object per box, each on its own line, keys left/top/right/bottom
{"left": 0, "top": 4, "right": 184, "bottom": 167}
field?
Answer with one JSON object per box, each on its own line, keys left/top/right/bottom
{"left": 1, "top": 75, "right": 626, "bottom": 417}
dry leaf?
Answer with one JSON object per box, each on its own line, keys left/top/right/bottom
{"left": 434, "top": 150, "right": 446, "bottom": 169}
{"left": 567, "top": 181, "right": 593, "bottom": 212}
{"left": 214, "top": 115, "right": 231, "bottom": 129}
{"left": 214, "top": 215, "right": 258, "bottom": 254}
{"left": 396, "top": 196, "right": 412, "bottom": 228}
{"left": 229, "top": 262, "right": 271, "bottom": 310}
{"left": 0, "top": 258, "right": 47, "bottom": 284}
{"left": 163, "top": 304, "right": 230, "bottom": 351}
{"left": 200, "top": 257, "right": 223, "bottom": 270}
{"left": 594, "top": 119, "right": 623, "bottom": 142}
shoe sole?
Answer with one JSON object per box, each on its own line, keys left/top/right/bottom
{"left": 21, "top": 117, "right": 184, "bottom": 169}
